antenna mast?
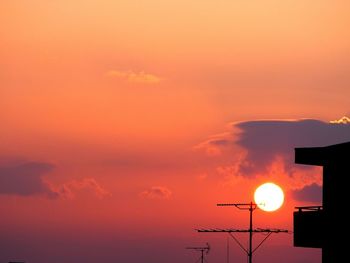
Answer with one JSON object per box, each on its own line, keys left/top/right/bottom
{"left": 186, "top": 243, "right": 210, "bottom": 263}
{"left": 197, "top": 202, "right": 288, "bottom": 263}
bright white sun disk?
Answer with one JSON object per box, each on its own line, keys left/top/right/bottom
{"left": 254, "top": 182, "right": 284, "bottom": 212}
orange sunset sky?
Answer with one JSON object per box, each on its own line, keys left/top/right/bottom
{"left": 1, "top": 1, "right": 350, "bottom": 263}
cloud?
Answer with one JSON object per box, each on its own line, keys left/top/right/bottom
{"left": 50, "top": 178, "right": 111, "bottom": 200}
{"left": 330, "top": 116, "right": 350, "bottom": 124}
{"left": 106, "top": 70, "right": 161, "bottom": 84}
{"left": 0, "top": 161, "right": 55, "bottom": 196}
{"left": 47, "top": 183, "right": 74, "bottom": 199}
{"left": 197, "top": 117, "right": 350, "bottom": 177}
{"left": 234, "top": 118, "right": 350, "bottom": 175}
{"left": 0, "top": 161, "right": 110, "bottom": 200}
{"left": 292, "top": 183, "right": 322, "bottom": 203}
{"left": 140, "top": 186, "right": 172, "bottom": 199}
{"left": 193, "top": 132, "right": 234, "bottom": 156}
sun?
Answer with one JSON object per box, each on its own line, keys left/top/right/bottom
{"left": 254, "top": 182, "right": 284, "bottom": 212}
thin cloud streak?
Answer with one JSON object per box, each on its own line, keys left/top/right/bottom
{"left": 106, "top": 70, "right": 161, "bottom": 84}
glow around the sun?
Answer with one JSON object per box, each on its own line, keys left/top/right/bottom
{"left": 254, "top": 182, "right": 284, "bottom": 212}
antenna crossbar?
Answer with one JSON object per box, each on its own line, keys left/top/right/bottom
{"left": 217, "top": 203, "right": 257, "bottom": 210}
{"left": 196, "top": 228, "right": 288, "bottom": 233}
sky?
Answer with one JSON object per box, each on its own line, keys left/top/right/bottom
{"left": 1, "top": 1, "right": 350, "bottom": 262}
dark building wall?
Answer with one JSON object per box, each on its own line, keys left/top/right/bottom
{"left": 294, "top": 142, "right": 350, "bottom": 263}
{"left": 293, "top": 209, "right": 323, "bottom": 248}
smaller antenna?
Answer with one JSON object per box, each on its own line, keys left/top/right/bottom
{"left": 186, "top": 243, "right": 210, "bottom": 263}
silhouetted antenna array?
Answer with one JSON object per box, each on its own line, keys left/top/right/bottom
{"left": 186, "top": 243, "right": 210, "bottom": 263}
{"left": 196, "top": 202, "right": 288, "bottom": 263}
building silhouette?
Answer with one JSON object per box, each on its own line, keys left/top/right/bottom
{"left": 294, "top": 141, "right": 349, "bottom": 263}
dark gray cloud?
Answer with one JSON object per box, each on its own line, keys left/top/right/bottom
{"left": 0, "top": 161, "right": 55, "bottom": 196}
{"left": 292, "top": 183, "right": 322, "bottom": 203}
{"left": 0, "top": 160, "right": 111, "bottom": 199}
{"left": 234, "top": 118, "right": 350, "bottom": 175}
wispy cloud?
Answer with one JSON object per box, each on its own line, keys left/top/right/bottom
{"left": 49, "top": 178, "right": 111, "bottom": 200}
{"left": 140, "top": 186, "right": 172, "bottom": 199}
{"left": 106, "top": 70, "right": 161, "bottom": 84}
{"left": 193, "top": 134, "right": 233, "bottom": 156}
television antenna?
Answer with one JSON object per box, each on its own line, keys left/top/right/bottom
{"left": 186, "top": 243, "right": 210, "bottom": 263}
{"left": 197, "top": 202, "right": 288, "bottom": 263}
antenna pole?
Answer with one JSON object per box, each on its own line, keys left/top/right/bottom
{"left": 249, "top": 202, "right": 253, "bottom": 263}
